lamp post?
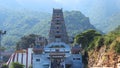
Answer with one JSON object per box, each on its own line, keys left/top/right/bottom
{"left": 0, "top": 30, "right": 6, "bottom": 62}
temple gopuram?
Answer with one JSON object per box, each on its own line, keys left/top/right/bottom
{"left": 7, "top": 9, "right": 83, "bottom": 68}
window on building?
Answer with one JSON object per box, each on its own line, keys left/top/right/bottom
{"left": 57, "top": 27, "right": 59, "bottom": 29}
{"left": 55, "top": 49, "right": 59, "bottom": 52}
{"left": 73, "top": 58, "right": 80, "bottom": 60}
{"left": 55, "top": 36, "right": 61, "bottom": 38}
{"left": 56, "top": 20, "right": 59, "bottom": 22}
{"left": 56, "top": 16, "right": 60, "bottom": 18}
{"left": 36, "top": 59, "right": 40, "bottom": 62}
{"left": 56, "top": 13, "right": 59, "bottom": 16}
{"left": 56, "top": 22, "right": 60, "bottom": 25}
{"left": 56, "top": 31, "right": 59, "bottom": 33}
{"left": 76, "top": 58, "right": 80, "bottom": 60}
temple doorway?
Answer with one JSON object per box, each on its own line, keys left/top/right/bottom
{"left": 51, "top": 58, "right": 65, "bottom": 68}
{"left": 65, "top": 64, "right": 72, "bottom": 68}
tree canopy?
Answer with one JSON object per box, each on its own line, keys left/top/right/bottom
{"left": 16, "top": 34, "right": 47, "bottom": 50}
{"left": 10, "top": 62, "right": 24, "bottom": 68}
{"left": 1, "top": 64, "right": 8, "bottom": 68}
{"left": 74, "top": 29, "right": 101, "bottom": 49}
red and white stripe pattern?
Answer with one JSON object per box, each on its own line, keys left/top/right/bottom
{"left": 6, "top": 48, "right": 33, "bottom": 68}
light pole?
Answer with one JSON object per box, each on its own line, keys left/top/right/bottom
{"left": 0, "top": 30, "right": 6, "bottom": 62}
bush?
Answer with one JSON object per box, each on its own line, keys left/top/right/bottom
{"left": 115, "top": 41, "right": 120, "bottom": 53}
{"left": 29, "top": 65, "right": 32, "bottom": 68}
{"left": 10, "top": 62, "right": 24, "bottom": 68}
{"left": 1, "top": 64, "right": 8, "bottom": 68}
{"left": 104, "top": 34, "right": 116, "bottom": 46}
{"left": 88, "top": 36, "right": 103, "bottom": 50}
{"left": 74, "top": 29, "right": 101, "bottom": 49}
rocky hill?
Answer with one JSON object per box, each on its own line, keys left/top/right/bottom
{"left": 74, "top": 25, "right": 120, "bottom": 68}
{"left": 87, "top": 26, "right": 120, "bottom": 68}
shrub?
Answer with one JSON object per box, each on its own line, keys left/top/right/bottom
{"left": 10, "top": 62, "right": 24, "bottom": 68}
{"left": 1, "top": 64, "right": 8, "bottom": 68}
{"left": 115, "top": 41, "right": 120, "bottom": 53}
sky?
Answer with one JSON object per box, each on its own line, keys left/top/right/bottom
{"left": 0, "top": 0, "right": 120, "bottom": 13}
{"left": 0, "top": 0, "right": 120, "bottom": 25}
{"left": 0, "top": 0, "right": 85, "bottom": 11}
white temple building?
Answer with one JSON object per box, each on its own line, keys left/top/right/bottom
{"left": 7, "top": 9, "right": 83, "bottom": 68}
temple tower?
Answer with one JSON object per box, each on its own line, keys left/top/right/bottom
{"left": 49, "top": 8, "right": 69, "bottom": 43}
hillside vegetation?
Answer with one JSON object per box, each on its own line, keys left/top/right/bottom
{"left": 0, "top": 9, "right": 95, "bottom": 46}
{"left": 75, "top": 25, "right": 120, "bottom": 67}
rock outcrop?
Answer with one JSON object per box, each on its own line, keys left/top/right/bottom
{"left": 88, "top": 37, "right": 120, "bottom": 68}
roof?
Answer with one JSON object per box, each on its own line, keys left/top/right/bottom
{"left": 44, "top": 42, "right": 71, "bottom": 53}
{"left": 45, "top": 42, "right": 70, "bottom": 48}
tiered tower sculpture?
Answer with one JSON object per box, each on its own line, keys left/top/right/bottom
{"left": 49, "top": 8, "right": 69, "bottom": 44}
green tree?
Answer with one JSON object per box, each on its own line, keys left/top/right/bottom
{"left": 16, "top": 34, "right": 48, "bottom": 50}
{"left": 74, "top": 29, "right": 101, "bottom": 49}
{"left": 29, "top": 65, "right": 32, "bottom": 68}
{"left": 10, "top": 62, "right": 24, "bottom": 68}
{"left": 1, "top": 64, "right": 8, "bottom": 68}
{"left": 115, "top": 42, "right": 120, "bottom": 53}
{"left": 16, "top": 34, "right": 39, "bottom": 50}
